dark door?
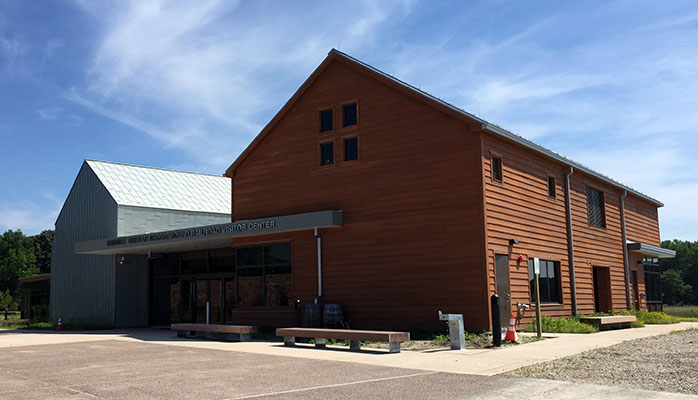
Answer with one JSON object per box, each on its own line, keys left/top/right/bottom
{"left": 495, "top": 254, "right": 511, "bottom": 327}
{"left": 593, "top": 266, "right": 612, "bottom": 313}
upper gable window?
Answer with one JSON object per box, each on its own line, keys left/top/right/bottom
{"left": 342, "top": 103, "right": 357, "bottom": 127}
{"left": 319, "top": 109, "right": 333, "bottom": 132}
{"left": 491, "top": 156, "right": 503, "bottom": 182}
{"left": 587, "top": 188, "right": 606, "bottom": 228}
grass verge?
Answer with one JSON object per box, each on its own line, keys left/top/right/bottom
{"left": 523, "top": 316, "right": 598, "bottom": 334}
{"left": 0, "top": 321, "right": 110, "bottom": 331}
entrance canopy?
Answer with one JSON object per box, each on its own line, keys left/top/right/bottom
{"left": 76, "top": 210, "right": 342, "bottom": 255}
{"left": 626, "top": 240, "right": 676, "bottom": 259}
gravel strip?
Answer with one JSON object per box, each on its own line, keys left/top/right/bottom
{"left": 510, "top": 328, "right": 698, "bottom": 395}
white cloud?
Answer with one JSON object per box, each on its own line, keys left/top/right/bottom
{"left": 68, "top": 0, "right": 415, "bottom": 172}
{"left": 0, "top": 198, "right": 61, "bottom": 235}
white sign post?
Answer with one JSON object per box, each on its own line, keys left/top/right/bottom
{"left": 533, "top": 257, "right": 542, "bottom": 338}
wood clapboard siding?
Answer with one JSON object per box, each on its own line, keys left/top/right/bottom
{"left": 481, "top": 134, "right": 573, "bottom": 321}
{"left": 228, "top": 58, "right": 488, "bottom": 331}
{"left": 625, "top": 195, "right": 661, "bottom": 246}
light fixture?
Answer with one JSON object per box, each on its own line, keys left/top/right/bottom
{"left": 509, "top": 238, "right": 519, "bottom": 245}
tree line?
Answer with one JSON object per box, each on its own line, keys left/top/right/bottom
{"left": 660, "top": 239, "right": 698, "bottom": 305}
{"left": 0, "top": 229, "right": 54, "bottom": 311}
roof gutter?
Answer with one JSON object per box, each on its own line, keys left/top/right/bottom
{"left": 564, "top": 166, "right": 578, "bottom": 316}
{"left": 620, "top": 190, "right": 632, "bottom": 309}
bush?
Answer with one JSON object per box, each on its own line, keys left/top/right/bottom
{"left": 524, "top": 316, "right": 598, "bottom": 334}
{"left": 614, "top": 310, "right": 679, "bottom": 324}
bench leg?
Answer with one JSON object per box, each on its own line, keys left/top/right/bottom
{"left": 177, "top": 330, "right": 187, "bottom": 338}
{"left": 350, "top": 340, "right": 361, "bottom": 352}
{"left": 284, "top": 336, "right": 296, "bottom": 347}
{"left": 315, "top": 338, "right": 326, "bottom": 349}
{"left": 388, "top": 342, "right": 401, "bottom": 354}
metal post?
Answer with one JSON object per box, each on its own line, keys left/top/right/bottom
{"left": 491, "top": 294, "right": 501, "bottom": 347}
{"left": 206, "top": 301, "right": 210, "bottom": 324}
{"left": 294, "top": 299, "right": 302, "bottom": 327}
{"left": 533, "top": 258, "right": 542, "bottom": 339}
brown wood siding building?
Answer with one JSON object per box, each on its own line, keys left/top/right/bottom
{"left": 223, "top": 49, "right": 668, "bottom": 331}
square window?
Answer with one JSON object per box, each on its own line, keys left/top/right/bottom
{"left": 320, "top": 142, "right": 334, "bottom": 166}
{"left": 319, "top": 109, "right": 333, "bottom": 132}
{"left": 344, "top": 137, "right": 358, "bottom": 161}
{"left": 492, "top": 156, "right": 502, "bottom": 181}
{"left": 548, "top": 176, "right": 556, "bottom": 198}
{"left": 587, "top": 188, "right": 606, "bottom": 227}
{"left": 343, "top": 103, "right": 357, "bottom": 127}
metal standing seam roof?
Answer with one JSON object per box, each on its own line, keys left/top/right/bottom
{"left": 86, "top": 160, "right": 231, "bottom": 214}
{"left": 329, "top": 49, "right": 663, "bottom": 207}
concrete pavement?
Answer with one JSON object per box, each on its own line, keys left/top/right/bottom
{"left": 2, "top": 321, "right": 696, "bottom": 376}
{"left": 2, "top": 338, "right": 696, "bottom": 399}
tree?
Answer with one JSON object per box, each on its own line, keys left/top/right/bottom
{"left": 661, "top": 239, "right": 698, "bottom": 304}
{"left": 31, "top": 230, "right": 54, "bottom": 274}
{"left": 0, "top": 230, "right": 39, "bottom": 305}
{"left": 0, "top": 289, "right": 12, "bottom": 319}
{"left": 661, "top": 269, "right": 692, "bottom": 305}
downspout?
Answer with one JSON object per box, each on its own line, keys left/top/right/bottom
{"left": 314, "top": 227, "right": 322, "bottom": 300}
{"left": 620, "top": 190, "right": 631, "bottom": 310}
{"left": 564, "top": 166, "right": 578, "bottom": 315}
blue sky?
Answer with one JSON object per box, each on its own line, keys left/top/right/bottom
{"left": 0, "top": 0, "right": 697, "bottom": 240}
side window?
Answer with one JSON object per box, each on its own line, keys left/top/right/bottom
{"left": 492, "top": 156, "right": 503, "bottom": 182}
{"left": 529, "top": 259, "right": 561, "bottom": 303}
{"left": 320, "top": 142, "right": 334, "bottom": 166}
{"left": 587, "top": 188, "right": 606, "bottom": 227}
{"left": 343, "top": 137, "right": 358, "bottom": 161}
{"left": 342, "top": 103, "right": 357, "bottom": 127}
{"left": 548, "top": 176, "right": 556, "bottom": 198}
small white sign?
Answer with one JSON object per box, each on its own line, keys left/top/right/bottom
{"left": 533, "top": 257, "right": 540, "bottom": 275}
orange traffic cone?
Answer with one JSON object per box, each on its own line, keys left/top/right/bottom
{"left": 56, "top": 318, "right": 62, "bottom": 331}
{"left": 503, "top": 314, "right": 517, "bottom": 342}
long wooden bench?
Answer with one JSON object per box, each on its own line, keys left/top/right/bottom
{"left": 171, "top": 323, "right": 257, "bottom": 342}
{"left": 276, "top": 328, "right": 410, "bottom": 353}
{"left": 579, "top": 315, "right": 636, "bottom": 331}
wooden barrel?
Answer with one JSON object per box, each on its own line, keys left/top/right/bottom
{"left": 322, "top": 303, "right": 344, "bottom": 329}
{"left": 304, "top": 304, "right": 324, "bottom": 328}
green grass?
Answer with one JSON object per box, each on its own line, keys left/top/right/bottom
{"left": 523, "top": 316, "right": 598, "bottom": 334}
{"left": 663, "top": 305, "right": 698, "bottom": 321}
{"left": 614, "top": 310, "right": 680, "bottom": 324}
{"left": 0, "top": 321, "right": 111, "bottom": 331}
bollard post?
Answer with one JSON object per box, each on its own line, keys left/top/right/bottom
{"left": 294, "top": 299, "right": 302, "bottom": 327}
{"left": 491, "top": 294, "right": 501, "bottom": 347}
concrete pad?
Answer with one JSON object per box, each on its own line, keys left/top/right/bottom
{"left": 2, "top": 339, "right": 695, "bottom": 400}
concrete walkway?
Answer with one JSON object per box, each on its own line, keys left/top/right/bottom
{"left": 1, "top": 322, "right": 696, "bottom": 376}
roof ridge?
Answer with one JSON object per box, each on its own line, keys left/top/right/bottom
{"left": 85, "top": 159, "right": 229, "bottom": 179}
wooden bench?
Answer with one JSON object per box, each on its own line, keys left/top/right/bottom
{"left": 579, "top": 315, "right": 636, "bottom": 331}
{"left": 171, "top": 323, "right": 257, "bottom": 342}
{"left": 276, "top": 328, "right": 410, "bottom": 353}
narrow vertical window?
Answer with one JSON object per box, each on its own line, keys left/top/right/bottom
{"left": 320, "top": 142, "right": 334, "bottom": 166}
{"left": 342, "top": 103, "right": 357, "bottom": 127}
{"left": 548, "top": 176, "right": 556, "bottom": 198}
{"left": 587, "top": 188, "right": 606, "bottom": 227}
{"left": 319, "top": 109, "right": 333, "bottom": 132}
{"left": 344, "top": 137, "right": 358, "bottom": 161}
{"left": 492, "top": 156, "right": 502, "bottom": 182}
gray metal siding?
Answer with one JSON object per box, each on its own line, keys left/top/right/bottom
{"left": 50, "top": 162, "right": 118, "bottom": 326}
{"left": 114, "top": 254, "right": 148, "bottom": 327}
{"left": 117, "top": 206, "right": 231, "bottom": 236}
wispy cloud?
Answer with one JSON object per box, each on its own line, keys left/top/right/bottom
{"left": 68, "top": 0, "right": 414, "bottom": 172}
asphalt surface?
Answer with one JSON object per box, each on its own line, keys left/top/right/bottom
{"left": 2, "top": 339, "right": 695, "bottom": 399}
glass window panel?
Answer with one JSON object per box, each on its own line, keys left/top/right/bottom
{"left": 320, "top": 142, "right": 334, "bottom": 166}
{"left": 169, "top": 278, "right": 180, "bottom": 324}
{"left": 548, "top": 176, "right": 556, "bottom": 198}
{"left": 195, "top": 280, "right": 207, "bottom": 323}
{"left": 492, "top": 157, "right": 502, "bottom": 181}
{"left": 237, "top": 247, "right": 263, "bottom": 266}
{"left": 181, "top": 251, "right": 207, "bottom": 275}
{"left": 265, "top": 244, "right": 291, "bottom": 265}
{"left": 343, "top": 103, "right": 357, "bottom": 127}
{"left": 344, "top": 137, "right": 358, "bottom": 161}
{"left": 238, "top": 268, "right": 264, "bottom": 307}
{"left": 224, "top": 278, "right": 236, "bottom": 323}
{"left": 210, "top": 280, "right": 222, "bottom": 324}
{"left": 210, "top": 250, "right": 236, "bottom": 274}
{"left": 320, "top": 109, "right": 333, "bottom": 132}
{"left": 266, "top": 271, "right": 292, "bottom": 307}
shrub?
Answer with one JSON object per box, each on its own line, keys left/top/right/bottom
{"left": 524, "top": 316, "right": 598, "bottom": 334}
{"left": 615, "top": 310, "right": 680, "bottom": 324}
